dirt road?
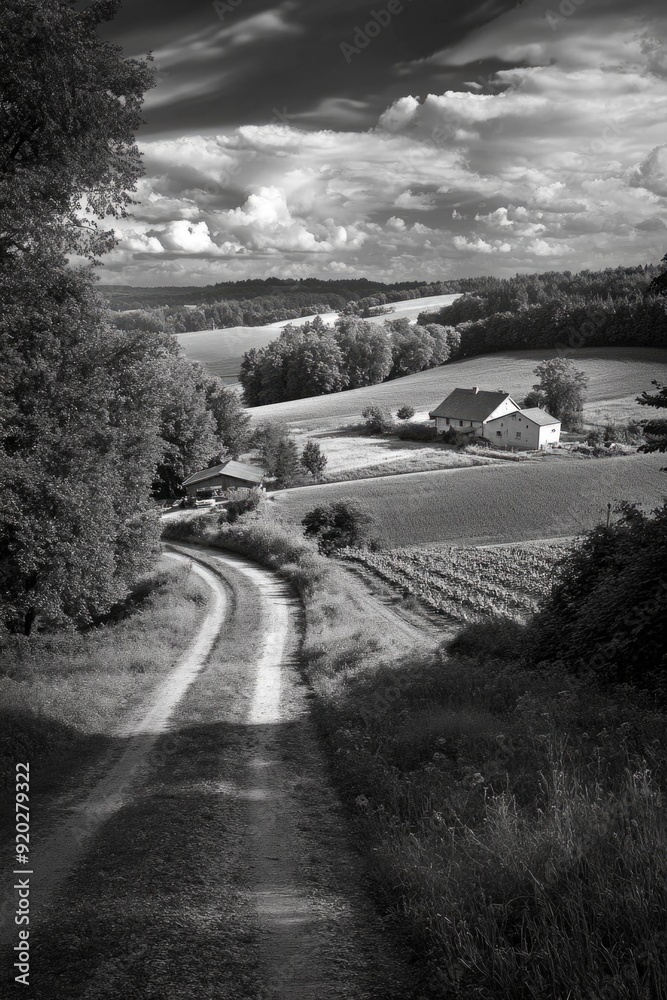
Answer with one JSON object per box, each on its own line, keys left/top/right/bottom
{"left": 7, "top": 544, "right": 429, "bottom": 999}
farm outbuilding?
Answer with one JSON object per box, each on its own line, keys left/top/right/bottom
{"left": 429, "top": 386, "right": 561, "bottom": 450}
{"left": 484, "top": 407, "right": 561, "bottom": 450}
{"left": 182, "top": 459, "right": 265, "bottom": 498}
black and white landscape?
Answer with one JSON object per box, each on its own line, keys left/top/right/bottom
{"left": 2, "top": 2, "right": 667, "bottom": 998}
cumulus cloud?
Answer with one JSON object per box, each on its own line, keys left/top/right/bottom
{"left": 631, "top": 145, "right": 667, "bottom": 198}
{"left": 102, "top": 0, "right": 667, "bottom": 284}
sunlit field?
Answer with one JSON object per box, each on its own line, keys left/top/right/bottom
{"left": 269, "top": 451, "right": 667, "bottom": 546}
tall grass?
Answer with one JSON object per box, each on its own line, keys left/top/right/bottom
{"left": 162, "top": 513, "right": 667, "bottom": 999}
{"left": 0, "top": 561, "right": 210, "bottom": 796}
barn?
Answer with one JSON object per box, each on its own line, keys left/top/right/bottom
{"left": 182, "top": 459, "right": 265, "bottom": 498}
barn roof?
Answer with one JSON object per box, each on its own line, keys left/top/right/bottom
{"left": 518, "top": 407, "right": 560, "bottom": 426}
{"left": 429, "top": 388, "right": 516, "bottom": 422}
{"left": 182, "top": 460, "right": 265, "bottom": 487}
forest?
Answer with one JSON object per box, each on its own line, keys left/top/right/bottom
{"left": 238, "top": 265, "right": 667, "bottom": 406}
{"left": 104, "top": 280, "right": 459, "bottom": 333}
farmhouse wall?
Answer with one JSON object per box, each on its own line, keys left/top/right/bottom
{"left": 485, "top": 411, "right": 560, "bottom": 450}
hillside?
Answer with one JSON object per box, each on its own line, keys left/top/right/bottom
{"left": 247, "top": 347, "right": 667, "bottom": 428}
{"left": 268, "top": 452, "right": 667, "bottom": 546}
{"left": 174, "top": 293, "right": 461, "bottom": 380}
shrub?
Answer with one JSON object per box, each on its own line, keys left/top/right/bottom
{"left": 396, "top": 421, "right": 437, "bottom": 442}
{"left": 361, "top": 404, "right": 395, "bottom": 434}
{"left": 302, "top": 499, "right": 373, "bottom": 555}
{"left": 224, "top": 487, "right": 263, "bottom": 523}
{"left": 396, "top": 404, "right": 415, "bottom": 420}
{"left": 529, "top": 500, "right": 667, "bottom": 695}
{"left": 441, "top": 427, "right": 470, "bottom": 448}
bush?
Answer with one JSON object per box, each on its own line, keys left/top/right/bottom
{"left": 396, "top": 404, "right": 415, "bottom": 420}
{"left": 223, "top": 487, "right": 263, "bottom": 523}
{"left": 397, "top": 421, "right": 437, "bottom": 442}
{"left": 529, "top": 500, "right": 667, "bottom": 695}
{"left": 302, "top": 499, "right": 373, "bottom": 555}
{"left": 361, "top": 404, "right": 395, "bottom": 434}
{"left": 441, "top": 427, "right": 470, "bottom": 448}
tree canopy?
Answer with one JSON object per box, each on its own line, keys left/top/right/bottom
{"left": 0, "top": 2, "right": 243, "bottom": 633}
{"left": 531, "top": 358, "right": 589, "bottom": 428}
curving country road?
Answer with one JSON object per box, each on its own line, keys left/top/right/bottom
{"left": 6, "top": 543, "right": 429, "bottom": 999}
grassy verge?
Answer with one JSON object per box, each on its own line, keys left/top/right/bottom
{"left": 163, "top": 512, "right": 667, "bottom": 999}
{"left": 0, "top": 559, "right": 210, "bottom": 801}
{"left": 322, "top": 450, "right": 497, "bottom": 483}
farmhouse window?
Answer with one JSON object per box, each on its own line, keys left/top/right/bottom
{"left": 445, "top": 418, "right": 450, "bottom": 425}
{"left": 516, "top": 432, "right": 521, "bottom": 439}
{"left": 459, "top": 420, "right": 464, "bottom": 427}
{"left": 496, "top": 431, "right": 502, "bottom": 437}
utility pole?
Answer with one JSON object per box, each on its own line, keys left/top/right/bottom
{"left": 606, "top": 502, "right": 612, "bottom": 528}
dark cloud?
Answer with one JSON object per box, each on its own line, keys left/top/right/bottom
{"left": 104, "top": 0, "right": 518, "bottom": 135}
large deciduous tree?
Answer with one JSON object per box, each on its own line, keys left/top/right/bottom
{"left": 531, "top": 358, "right": 589, "bottom": 429}
{"left": 0, "top": 1, "right": 163, "bottom": 633}
{"left": 0, "top": 0, "right": 154, "bottom": 261}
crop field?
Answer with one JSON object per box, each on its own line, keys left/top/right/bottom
{"left": 174, "top": 293, "right": 460, "bottom": 379}
{"left": 247, "top": 347, "right": 667, "bottom": 429}
{"left": 345, "top": 540, "right": 570, "bottom": 623}
{"left": 269, "top": 451, "right": 667, "bottom": 546}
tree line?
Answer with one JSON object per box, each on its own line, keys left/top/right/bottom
{"left": 239, "top": 263, "right": 667, "bottom": 407}
{"left": 0, "top": 0, "right": 248, "bottom": 635}
{"left": 105, "top": 280, "right": 459, "bottom": 335}
{"left": 238, "top": 315, "right": 460, "bottom": 405}
{"left": 421, "top": 265, "right": 667, "bottom": 357}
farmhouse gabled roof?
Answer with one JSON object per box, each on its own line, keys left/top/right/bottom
{"left": 182, "top": 460, "right": 265, "bottom": 488}
{"left": 518, "top": 407, "right": 560, "bottom": 426}
{"left": 429, "top": 388, "right": 518, "bottom": 422}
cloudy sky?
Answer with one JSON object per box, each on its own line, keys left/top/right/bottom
{"left": 101, "top": 0, "right": 667, "bottom": 285}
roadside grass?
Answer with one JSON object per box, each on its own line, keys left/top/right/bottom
{"left": 322, "top": 450, "right": 497, "bottom": 483}
{"left": 161, "top": 513, "right": 667, "bottom": 999}
{"left": 0, "top": 559, "right": 210, "bottom": 799}
{"left": 344, "top": 540, "right": 570, "bottom": 623}
{"left": 269, "top": 451, "right": 667, "bottom": 547}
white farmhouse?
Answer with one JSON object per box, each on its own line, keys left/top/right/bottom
{"left": 484, "top": 407, "right": 561, "bottom": 450}
{"left": 428, "top": 386, "right": 561, "bottom": 450}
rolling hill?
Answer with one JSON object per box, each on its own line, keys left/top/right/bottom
{"left": 246, "top": 347, "right": 667, "bottom": 428}
{"left": 174, "top": 293, "right": 461, "bottom": 380}
{"left": 268, "top": 452, "right": 667, "bottom": 547}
